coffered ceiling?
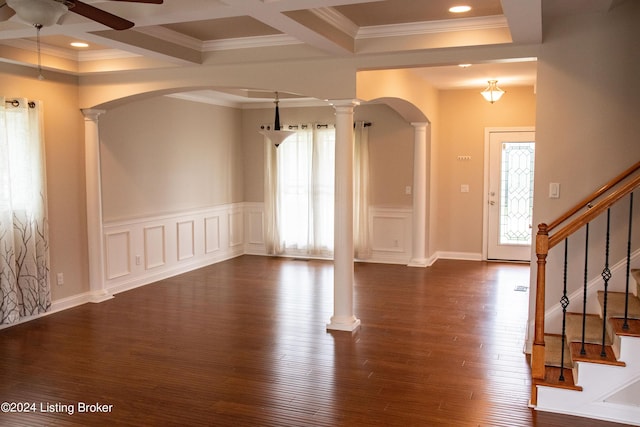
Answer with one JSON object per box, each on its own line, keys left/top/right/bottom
{"left": 0, "top": 0, "right": 623, "bottom": 105}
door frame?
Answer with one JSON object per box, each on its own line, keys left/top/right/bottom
{"left": 482, "top": 126, "right": 536, "bottom": 261}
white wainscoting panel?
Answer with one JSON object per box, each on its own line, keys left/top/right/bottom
{"left": 204, "top": 216, "right": 220, "bottom": 254}
{"left": 229, "top": 209, "right": 244, "bottom": 247}
{"left": 369, "top": 206, "right": 413, "bottom": 264}
{"left": 244, "top": 202, "right": 266, "bottom": 255}
{"left": 143, "top": 225, "right": 166, "bottom": 269}
{"left": 177, "top": 220, "right": 195, "bottom": 261}
{"left": 102, "top": 203, "right": 417, "bottom": 295}
{"left": 103, "top": 203, "right": 244, "bottom": 295}
{"left": 104, "top": 231, "right": 131, "bottom": 279}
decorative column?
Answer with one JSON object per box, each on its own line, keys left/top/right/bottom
{"left": 81, "top": 109, "right": 112, "bottom": 303}
{"left": 327, "top": 100, "right": 361, "bottom": 332}
{"left": 408, "top": 122, "right": 429, "bottom": 267}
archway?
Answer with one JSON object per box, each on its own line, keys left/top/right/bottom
{"left": 362, "top": 97, "right": 432, "bottom": 267}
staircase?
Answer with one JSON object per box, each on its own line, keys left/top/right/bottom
{"left": 530, "top": 161, "right": 640, "bottom": 426}
{"left": 535, "top": 270, "right": 640, "bottom": 425}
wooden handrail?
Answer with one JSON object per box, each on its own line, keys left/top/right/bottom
{"left": 548, "top": 174, "right": 640, "bottom": 249}
{"left": 547, "top": 160, "right": 640, "bottom": 232}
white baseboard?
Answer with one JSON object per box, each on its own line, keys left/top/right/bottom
{"left": 436, "top": 251, "right": 483, "bottom": 261}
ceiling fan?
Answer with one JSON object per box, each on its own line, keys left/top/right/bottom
{"left": 0, "top": 0, "right": 163, "bottom": 30}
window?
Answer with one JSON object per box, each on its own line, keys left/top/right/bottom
{"left": 277, "top": 125, "right": 335, "bottom": 255}
{"left": 263, "top": 121, "right": 371, "bottom": 259}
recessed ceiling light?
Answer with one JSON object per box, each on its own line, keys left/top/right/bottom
{"left": 458, "top": 64, "right": 472, "bottom": 68}
{"left": 70, "top": 42, "right": 89, "bottom": 48}
{"left": 449, "top": 5, "right": 472, "bottom": 13}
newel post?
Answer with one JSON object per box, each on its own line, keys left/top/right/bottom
{"left": 531, "top": 223, "right": 549, "bottom": 403}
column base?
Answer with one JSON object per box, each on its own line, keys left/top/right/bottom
{"left": 327, "top": 315, "right": 361, "bottom": 332}
{"left": 408, "top": 258, "right": 429, "bottom": 267}
{"left": 89, "top": 290, "right": 114, "bottom": 303}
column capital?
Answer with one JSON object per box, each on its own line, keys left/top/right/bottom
{"left": 410, "top": 122, "right": 430, "bottom": 129}
{"left": 81, "top": 109, "right": 106, "bottom": 122}
{"left": 328, "top": 99, "right": 361, "bottom": 110}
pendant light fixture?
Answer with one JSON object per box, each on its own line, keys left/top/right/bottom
{"left": 259, "top": 91, "right": 295, "bottom": 147}
{"left": 480, "top": 80, "right": 505, "bottom": 104}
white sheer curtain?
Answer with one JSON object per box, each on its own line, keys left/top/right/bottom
{"left": 263, "top": 124, "right": 335, "bottom": 257}
{"left": 353, "top": 121, "right": 371, "bottom": 259}
{"left": 0, "top": 97, "right": 50, "bottom": 325}
{"left": 263, "top": 122, "right": 370, "bottom": 259}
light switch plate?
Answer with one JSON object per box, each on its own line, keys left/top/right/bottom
{"left": 549, "top": 182, "right": 560, "bottom": 198}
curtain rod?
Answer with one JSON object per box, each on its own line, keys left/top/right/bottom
{"left": 4, "top": 99, "right": 36, "bottom": 108}
{"left": 261, "top": 122, "right": 372, "bottom": 130}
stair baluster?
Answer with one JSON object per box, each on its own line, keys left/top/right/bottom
{"left": 580, "top": 223, "right": 589, "bottom": 355}
{"left": 600, "top": 208, "right": 612, "bottom": 358}
{"left": 623, "top": 192, "right": 634, "bottom": 330}
{"left": 559, "top": 238, "right": 570, "bottom": 381}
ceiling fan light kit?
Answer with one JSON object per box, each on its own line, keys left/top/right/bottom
{"left": 2, "top": 0, "right": 163, "bottom": 78}
{"left": 2, "top": 0, "right": 163, "bottom": 30}
{"left": 6, "top": 0, "right": 68, "bottom": 27}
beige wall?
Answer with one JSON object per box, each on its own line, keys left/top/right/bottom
{"left": 437, "top": 86, "right": 536, "bottom": 254}
{"left": 0, "top": 63, "right": 88, "bottom": 301}
{"left": 531, "top": 1, "right": 640, "bottom": 324}
{"left": 99, "top": 96, "right": 244, "bottom": 221}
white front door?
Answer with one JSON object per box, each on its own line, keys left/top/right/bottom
{"left": 487, "top": 131, "right": 535, "bottom": 261}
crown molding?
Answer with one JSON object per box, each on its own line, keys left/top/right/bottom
{"left": 357, "top": 15, "right": 508, "bottom": 39}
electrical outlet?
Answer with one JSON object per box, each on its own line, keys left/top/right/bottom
{"left": 56, "top": 273, "right": 64, "bottom": 286}
{"left": 135, "top": 255, "right": 141, "bottom": 265}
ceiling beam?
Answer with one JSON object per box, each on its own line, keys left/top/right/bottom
{"left": 219, "top": 0, "right": 354, "bottom": 55}
{"left": 501, "top": 0, "right": 542, "bottom": 44}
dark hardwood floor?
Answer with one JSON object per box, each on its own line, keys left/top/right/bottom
{"left": 0, "top": 256, "right": 631, "bottom": 426}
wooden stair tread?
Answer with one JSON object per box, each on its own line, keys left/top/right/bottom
{"left": 536, "top": 366, "right": 582, "bottom": 392}
{"left": 609, "top": 317, "right": 640, "bottom": 336}
{"left": 569, "top": 342, "right": 625, "bottom": 366}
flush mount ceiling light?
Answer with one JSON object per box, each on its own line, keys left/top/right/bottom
{"left": 259, "top": 92, "right": 296, "bottom": 147}
{"left": 449, "top": 5, "right": 471, "bottom": 13}
{"left": 70, "top": 41, "right": 89, "bottom": 48}
{"left": 481, "top": 80, "right": 505, "bottom": 104}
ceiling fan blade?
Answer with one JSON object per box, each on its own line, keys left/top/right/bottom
{"left": 0, "top": 2, "right": 16, "bottom": 21}
{"left": 108, "top": 0, "right": 163, "bottom": 3}
{"left": 69, "top": 1, "right": 134, "bottom": 30}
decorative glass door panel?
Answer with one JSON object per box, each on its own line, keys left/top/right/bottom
{"left": 499, "top": 142, "right": 535, "bottom": 245}
{"left": 487, "top": 131, "right": 535, "bottom": 261}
